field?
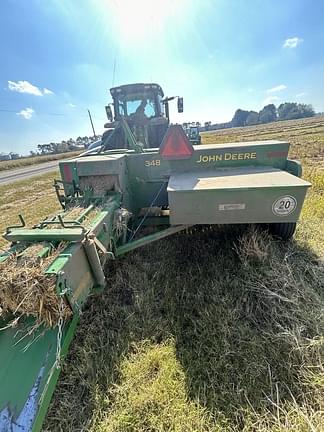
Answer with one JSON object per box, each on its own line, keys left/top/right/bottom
{"left": 0, "top": 150, "right": 82, "bottom": 172}
{"left": 0, "top": 116, "right": 323, "bottom": 431}
{"left": 202, "top": 116, "right": 324, "bottom": 168}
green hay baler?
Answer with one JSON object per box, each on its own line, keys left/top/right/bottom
{"left": 0, "top": 89, "right": 311, "bottom": 431}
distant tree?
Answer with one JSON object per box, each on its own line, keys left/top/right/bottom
{"left": 9, "top": 152, "right": 20, "bottom": 160}
{"left": 278, "top": 103, "right": 298, "bottom": 120}
{"left": 297, "top": 103, "right": 315, "bottom": 118}
{"left": 204, "top": 121, "right": 211, "bottom": 130}
{"left": 195, "top": 121, "right": 201, "bottom": 127}
{"left": 245, "top": 111, "right": 259, "bottom": 125}
{"left": 259, "top": 104, "right": 277, "bottom": 123}
{"left": 278, "top": 102, "right": 315, "bottom": 120}
{"left": 231, "top": 109, "right": 250, "bottom": 127}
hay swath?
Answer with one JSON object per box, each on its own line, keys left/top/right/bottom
{"left": 0, "top": 82, "right": 311, "bottom": 431}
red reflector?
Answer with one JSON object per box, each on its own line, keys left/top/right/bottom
{"left": 63, "top": 164, "right": 73, "bottom": 182}
{"left": 159, "top": 125, "right": 194, "bottom": 160}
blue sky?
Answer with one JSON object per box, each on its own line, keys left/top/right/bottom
{"left": 0, "top": 0, "right": 324, "bottom": 154}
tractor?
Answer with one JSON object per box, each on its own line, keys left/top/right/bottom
{"left": 184, "top": 124, "right": 201, "bottom": 145}
{"left": 92, "top": 82, "right": 183, "bottom": 151}
{"left": 0, "top": 82, "right": 311, "bottom": 431}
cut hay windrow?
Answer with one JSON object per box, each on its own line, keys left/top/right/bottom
{"left": 0, "top": 245, "right": 72, "bottom": 330}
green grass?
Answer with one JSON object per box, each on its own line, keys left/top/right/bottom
{"left": 0, "top": 151, "right": 82, "bottom": 172}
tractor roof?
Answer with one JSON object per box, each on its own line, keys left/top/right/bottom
{"left": 110, "top": 83, "right": 164, "bottom": 97}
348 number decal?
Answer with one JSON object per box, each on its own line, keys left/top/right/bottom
{"left": 272, "top": 196, "right": 297, "bottom": 216}
{"left": 145, "top": 159, "right": 161, "bottom": 167}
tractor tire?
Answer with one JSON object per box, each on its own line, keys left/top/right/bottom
{"left": 267, "top": 222, "right": 296, "bottom": 241}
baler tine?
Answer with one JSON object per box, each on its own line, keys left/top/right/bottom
{"left": 0, "top": 82, "right": 311, "bottom": 431}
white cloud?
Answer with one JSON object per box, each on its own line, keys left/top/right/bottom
{"left": 67, "top": 102, "right": 76, "bottom": 108}
{"left": 263, "top": 96, "right": 280, "bottom": 105}
{"left": 17, "top": 107, "right": 35, "bottom": 120}
{"left": 8, "top": 80, "right": 54, "bottom": 96}
{"left": 267, "top": 84, "right": 287, "bottom": 93}
{"left": 283, "top": 37, "right": 303, "bottom": 48}
{"left": 43, "top": 87, "right": 54, "bottom": 95}
{"left": 8, "top": 80, "right": 42, "bottom": 96}
{"left": 296, "top": 92, "right": 306, "bottom": 98}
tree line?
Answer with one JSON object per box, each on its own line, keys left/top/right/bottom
{"left": 203, "top": 102, "right": 315, "bottom": 131}
{"left": 35, "top": 135, "right": 99, "bottom": 155}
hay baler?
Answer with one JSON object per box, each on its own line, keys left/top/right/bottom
{"left": 0, "top": 113, "right": 311, "bottom": 431}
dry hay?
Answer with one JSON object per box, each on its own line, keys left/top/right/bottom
{"left": 64, "top": 205, "right": 85, "bottom": 221}
{"left": 42, "top": 205, "right": 100, "bottom": 230}
{"left": 0, "top": 244, "right": 72, "bottom": 330}
{"left": 79, "top": 175, "right": 121, "bottom": 195}
{"left": 234, "top": 224, "right": 271, "bottom": 265}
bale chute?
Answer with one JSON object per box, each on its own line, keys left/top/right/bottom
{"left": 0, "top": 196, "right": 123, "bottom": 430}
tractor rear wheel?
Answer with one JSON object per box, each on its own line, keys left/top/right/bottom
{"left": 267, "top": 222, "right": 296, "bottom": 241}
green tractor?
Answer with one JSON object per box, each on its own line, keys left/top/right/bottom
{"left": 0, "top": 82, "right": 311, "bottom": 431}
{"left": 98, "top": 82, "right": 184, "bottom": 150}
{"left": 184, "top": 124, "right": 201, "bottom": 145}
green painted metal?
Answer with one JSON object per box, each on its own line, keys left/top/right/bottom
{"left": 120, "top": 117, "right": 143, "bottom": 151}
{"left": 4, "top": 228, "right": 85, "bottom": 242}
{"left": 0, "top": 242, "right": 27, "bottom": 263}
{"left": 116, "top": 225, "right": 190, "bottom": 256}
{"left": 286, "top": 158, "right": 302, "bottom": 177}
{"left": 167, "top": 167, "right": 311, "bottom": 225}
{"left": 0, "top": 315, "right": 78, "bottom": 432}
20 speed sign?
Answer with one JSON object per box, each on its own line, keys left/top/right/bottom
{"left": 272, "top": 196, "right": 297, "bottom": 216}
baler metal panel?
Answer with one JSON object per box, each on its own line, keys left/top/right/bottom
{"left": 0, "top": 317, "right": 78, "bottom": 432}
{"left": 168, "top": 167, "right": 311, "bottom": 225}
{"left": 125, "top": 140, "right": 291, "bottom": 211}
{"left": 75, "top": 154, "right": 126, "bottom": 176}
{"left": 126, "top": 140, "right": 290, "bottom": 181}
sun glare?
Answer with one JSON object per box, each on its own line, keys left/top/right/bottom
{"left": 105, "top": 0, "right": 183, "bottom": 44}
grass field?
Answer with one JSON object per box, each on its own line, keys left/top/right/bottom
{"left": 0, "top": 172, "right": 60, "bottom": 250}
{"left": 0, "top": 150, "right": 82, "bottom": 172}
{"left": 0, "top": 116, "right": 323, "bottom": 431}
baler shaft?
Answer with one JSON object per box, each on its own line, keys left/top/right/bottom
{"left": 83, "top": 237, "right": 106, "bottom": 287}
{"left": 116, "top": 224, "right": 191, "bottom": 256}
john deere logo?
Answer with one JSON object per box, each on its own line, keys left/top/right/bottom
{"left": 272, "top": 196, "right": 297, "bottom": 216}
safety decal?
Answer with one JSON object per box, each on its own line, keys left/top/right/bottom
{"left": 272, "top": 196, "right": 297, "bottom": 216}
{"left": 219, "top": 203, "right": 246, "bottom": 211}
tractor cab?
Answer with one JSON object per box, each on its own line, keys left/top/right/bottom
{"left": 103, "top": 83, "right": 183, "bottom": 150}
{"left": 109, "top": 83, "right": 165, "bottom": 121}
{"left": 185, "top": 125, "right": 201, "bottom": 145}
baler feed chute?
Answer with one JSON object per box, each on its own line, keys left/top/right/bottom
{"left": 0, "top": 195, "right": 124, "bottom": 431}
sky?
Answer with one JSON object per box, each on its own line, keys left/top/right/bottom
{"left": 0, "top": 0, "right": 324, "bottom": 154}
